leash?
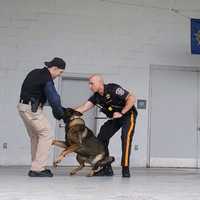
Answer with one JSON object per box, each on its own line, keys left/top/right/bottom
{"left": 95, "top": 117, "right": 111, "bottom": 119}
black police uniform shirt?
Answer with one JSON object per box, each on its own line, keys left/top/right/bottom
{"left": 88, "top": 83, "right": 132, "bottom": 118}
{"left": 20, "top": 67, "right": 64, "bottom": 119}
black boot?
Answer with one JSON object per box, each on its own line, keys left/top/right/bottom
{"left": 122, "top": 166, "right": 130, "bottom": 178}
{"left": 94, "top": 164, "right": 114, "bottom": 176}
{"left": 28, "top": 169, "right": 53, "bottom": 177}
{"left": 104, "top": 164, "right": 114, "bottom": 176}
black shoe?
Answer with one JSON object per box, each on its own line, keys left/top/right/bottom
{"left": 105, "top": 164, "right": 114, "bottom": 176}
{"left": 94, "top": 164, "right": 114, "bottom": 176}
{"left": 122, "top": 166, "right": 130, "bottom": 178}
{"left": 28, "top": 169, "right": 53, "bottom": 177}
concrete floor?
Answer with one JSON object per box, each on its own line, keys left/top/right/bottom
{"left": 0, "top": 166, "right": 200, "bottom": 200}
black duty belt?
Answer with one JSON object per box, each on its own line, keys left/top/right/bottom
{"left": 19, "top": 98, "right": 42, "bottom": 112}
{"left": 19, "top": 98, "right": 30, "bottom": 104}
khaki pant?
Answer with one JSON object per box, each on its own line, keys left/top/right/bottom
{"left": 17, "top": 103, "right": 52, "bottom": 171}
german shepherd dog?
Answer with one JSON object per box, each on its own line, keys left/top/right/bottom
{"left": 52, "top": 108, "right": 114, "bottom": 176}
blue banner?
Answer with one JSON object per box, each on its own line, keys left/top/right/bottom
{"left": 191, "top": 18, "right": 200, "bottom": 54}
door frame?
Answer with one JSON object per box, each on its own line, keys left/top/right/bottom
{"left": 147, "top": 65, "right": 200, "bottom": 168}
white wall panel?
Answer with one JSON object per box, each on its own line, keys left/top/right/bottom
{"left": 0, "top": 0, "right": 200, "bottom": 166}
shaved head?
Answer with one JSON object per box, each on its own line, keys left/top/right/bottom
{"left": 88, "top": 74, "right": 104, "bottom": 93}
{"left": 89, "top": 74, "right": 104, "bottom": 83}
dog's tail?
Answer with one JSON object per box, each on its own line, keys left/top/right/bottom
{"left": 100, "top": 156, "right": 115, "bottom": 167}
{"left": 92, "top": 156, "right": 115, "bottom": 171}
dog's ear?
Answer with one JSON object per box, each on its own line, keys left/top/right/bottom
{"left": 62, "top": 107, "right": 73, "bottom": 119}
{"left": 74, "top": 110, "right": 83, "bottom": 116}
{"left": 63, "top": 107, "right": 82, "bottom": 117}
{"left": 64, "top": 107, "right": 73, "bottom": 114}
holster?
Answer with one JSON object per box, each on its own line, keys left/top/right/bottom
{"left": 30, "top": 97, "right": 40, "bottom": 113}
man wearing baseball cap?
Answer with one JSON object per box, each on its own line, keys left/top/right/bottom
{"left": 17, "top": 57, "right": 67, "bottom": 177}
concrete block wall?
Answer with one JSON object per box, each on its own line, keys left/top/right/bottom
{"left": 0, "top": 0, "right": 200, "bottom": 166}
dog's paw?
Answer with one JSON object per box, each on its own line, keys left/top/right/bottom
{"left": 51, "top": 140, "right": 56, "bottom": 145}
{"left": 86, "top": 173, "right": 92, "bottom": 177}
{"left": 53, "top": 161, "right": 58, "bottom": 168}
{"left": 86, "top": 171, "right": 95, "bottom": 177}
{"left": 70, "top": 171, "right": 76, "bottom": 176}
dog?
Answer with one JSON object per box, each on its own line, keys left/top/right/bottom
{"left": 52, "top": 108, "right": 114, "bottom": 176}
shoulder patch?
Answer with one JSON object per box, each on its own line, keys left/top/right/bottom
{"left": 115, "top": 87, "right": 125, "bottom": 96}
{"left": 106, "top": 93, "right": 111, "bottom": 99}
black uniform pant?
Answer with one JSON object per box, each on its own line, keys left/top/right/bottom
{"left": 97, "top": 110, "right": 137, "bottom": 167}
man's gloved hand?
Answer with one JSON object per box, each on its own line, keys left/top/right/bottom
{"left": 52, "top": 109, "right": 63, "bottom": 120}
{"left": 62, "top": 116, "right": 68, "bottom": 124}
{"left": 52, "top": 107, "right": 68, "bottom": 124}
{"left": 61, "top": 107, "right": 69, "bottom": 124}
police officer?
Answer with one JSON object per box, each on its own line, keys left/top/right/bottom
{"left": 17, "top": 57, "right": 67, "bottom": 177}
{"left": 76, "top": 74, "right": 137, "bottom": 177}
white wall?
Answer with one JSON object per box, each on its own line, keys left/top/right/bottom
{"left": 0, "top": 0, "right": 200, "bottom": 166}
